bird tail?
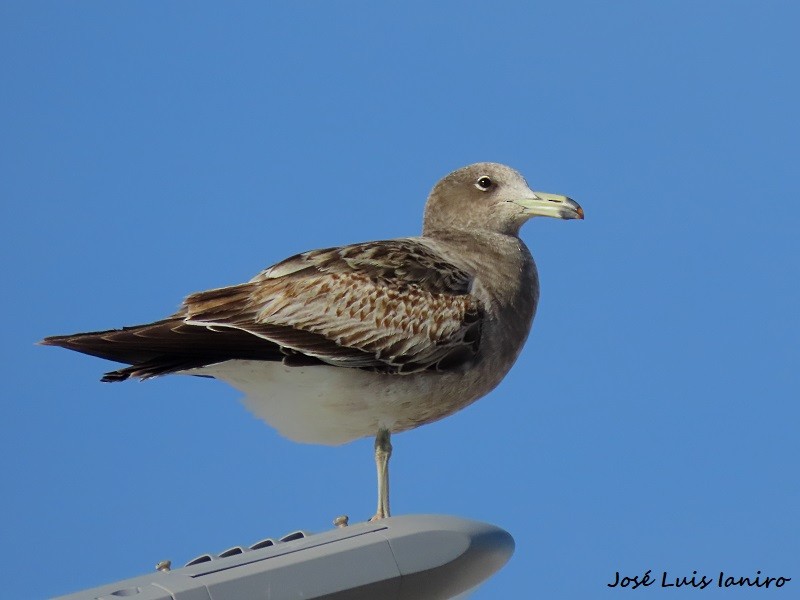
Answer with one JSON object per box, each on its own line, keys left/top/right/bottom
{"left": 40, "top": 316, "right": 289, "bottom": 382}
{"left": 39, "top": 319, "right": 210, "bottom": 381}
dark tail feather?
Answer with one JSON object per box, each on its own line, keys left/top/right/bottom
{"left": 100, "top": 356, "right": 218, "bottom": 382}
{"left": 40, "top": 318, "right": 286, "bottom": 382}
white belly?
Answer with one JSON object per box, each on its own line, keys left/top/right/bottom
{"left": 191, "top": 360, "right": 447, "bottom": 446}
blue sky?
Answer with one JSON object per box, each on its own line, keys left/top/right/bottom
{"left": 2, "top": 2, "right": 798, "bottom": 598}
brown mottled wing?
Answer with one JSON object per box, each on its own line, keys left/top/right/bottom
{"left": 184, "top": 239, "right": 482, "bottom": 373}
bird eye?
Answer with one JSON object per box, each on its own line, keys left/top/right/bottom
{"left": 475, "top": 176, "right": 493, "bottom": 191}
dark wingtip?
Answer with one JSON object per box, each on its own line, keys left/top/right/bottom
{"left": 39, "top": 334, "right": 82, "bottom": 348}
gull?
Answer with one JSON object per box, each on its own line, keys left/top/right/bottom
{"left": 41, "top": 163, "right": 583, "bottom": 520}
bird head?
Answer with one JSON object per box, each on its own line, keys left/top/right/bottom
{"left": 423, "top": 162, "right": 583, "bottom": 236}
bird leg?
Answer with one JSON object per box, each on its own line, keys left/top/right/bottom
{"left": 370, "top": 428, "right": 392, "bottom": 521}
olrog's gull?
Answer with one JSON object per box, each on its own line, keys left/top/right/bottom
{"left": 41, "top": 163, "right": 583, "bottom": 520}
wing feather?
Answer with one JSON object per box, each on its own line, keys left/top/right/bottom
{"left": 43, "top": 239, "right": 484, "bottom": 380}
{"left": 184, "top": 239, "right": 482, "bottom": 373}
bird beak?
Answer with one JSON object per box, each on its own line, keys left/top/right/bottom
{"left": 512, "top": 192, "right": 584, "bottom": 220}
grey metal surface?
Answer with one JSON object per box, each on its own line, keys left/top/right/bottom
{"left": 54, "top": 514, "right": 514, "bottom": 600}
